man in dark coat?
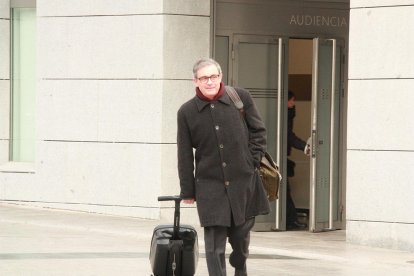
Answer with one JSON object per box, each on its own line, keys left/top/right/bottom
{"left": 286, "top": 90, "right": 308, "bottom": 230}
{"left": 177, "top": 58, "right": 270, "bottom": 276}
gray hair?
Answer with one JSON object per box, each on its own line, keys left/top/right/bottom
{"left": 192, "top": 58, "right": 222, "bottom": 79}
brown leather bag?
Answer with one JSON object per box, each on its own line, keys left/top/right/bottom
{"left": 259, "top": 152, "right": 281, "bottom": 201}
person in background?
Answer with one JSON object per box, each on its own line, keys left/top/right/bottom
{"left": 286, "top": 90, "right": 309, "bottom": 230}
{"left": 177, "top": 58, "right": 270, "bottom": 275}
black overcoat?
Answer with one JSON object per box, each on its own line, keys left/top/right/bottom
{"left": 177, "top": 87, "right": 270, "bottom": 227}
{"left": 287, "top": 106, "right": 306, "bottom": 156}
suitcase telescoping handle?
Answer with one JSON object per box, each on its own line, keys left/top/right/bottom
{"left": 158, "top": 195, "right": 182, "bottom": 240}
{"left": 158, "top": 195, "right": 182, "bottom": 202}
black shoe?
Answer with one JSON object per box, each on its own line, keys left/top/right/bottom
{"left": 287, "top": 221, "right": 307, "bottom": 230}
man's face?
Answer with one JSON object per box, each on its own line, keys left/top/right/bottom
{"left": 194, "top": 64, "right": 222, "bottom": 99}
{"left": 288, "top": 97, "right": 295, "bottom": 108}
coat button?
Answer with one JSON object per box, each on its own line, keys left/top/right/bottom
{"left": 210, "top": 104, "right": 215, "bottom": 108}
{"left": 219, "top": 144, "right": 224, "bottom": 149}
{"left": 222, "top": 162, "right": 227, "bottom": 167}
{"left": 215, "top": 125, "right": 219, "bottom": 130}
{"left": 225, "top": 181, "right": 230, "bottom": 186}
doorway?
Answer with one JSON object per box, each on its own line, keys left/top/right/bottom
{"left": 287, "top": 38, "right": 313, "bottom": 229}
{"left": 287, "top": 38, "right": 344, "bottom": 232}
{"left": 215, "top": 35, "right": 345, "bottom": 232}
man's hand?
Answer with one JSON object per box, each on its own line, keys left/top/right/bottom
{"left": 304, "top": 143, "right": 310, "bottom": 156}
{"left": 304, "top": 137, "right": 311, "bottom": 156}
{"left": 183, "top": 198, "right": 195, "bottom": 204}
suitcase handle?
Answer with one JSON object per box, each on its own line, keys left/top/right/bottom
{"left": 158, "top": 195, "right": 182, "bottom": 240}
{"left": 158, "top": 195, "right": 182, "bottom": 202}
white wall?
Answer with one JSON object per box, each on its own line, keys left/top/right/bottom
{"left": 347, "top": 0, "right": 414, "bottom": 251}
{"left": 0, "top": 0, "right": 210, "bottom": 223}
{"left": 289, "top": 39, "right": 313, "bottom": 75}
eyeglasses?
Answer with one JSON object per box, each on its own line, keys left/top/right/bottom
{"left": 197, "top": 74, "right": 220, "bottom": 84}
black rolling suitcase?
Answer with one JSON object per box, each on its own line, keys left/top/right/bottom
{"left": 149, "top": 195, "right": 199, "bottom": 276}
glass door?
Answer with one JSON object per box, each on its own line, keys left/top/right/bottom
{"left": 309, "top": 38, "right": 343, "bottom": 232}
{"left": 233, "top": 34, "right": 289, "bottom": 231}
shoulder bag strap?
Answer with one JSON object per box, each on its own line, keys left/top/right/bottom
{"left": 225, "top": 86, "right": 244, "bottom": 110}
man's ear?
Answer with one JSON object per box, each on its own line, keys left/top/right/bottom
{"left": 193, "top": 78, "right": 198, "bottom": 86}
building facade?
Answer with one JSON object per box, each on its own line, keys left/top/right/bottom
{"left": 1, "top": 0, "right": 210, "bottom": 219}
{"left": 0, "top": 0, "right": 413, "bottom": 252}
{"left": 346, "top": 0, "right": 414, "bottom": 251}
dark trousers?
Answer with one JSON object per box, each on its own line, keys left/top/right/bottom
{"left": 204, "top": 217, "right": 255, "bottom": 276}
{"left": 286, "top": 159, "right": 298, "bottom": 225}
{"left": 286, "top": 178, "right": 298, "bottom": 224}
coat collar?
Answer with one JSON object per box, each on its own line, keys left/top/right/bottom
{"left": 194, "top": 87, "right": 232, "bottom": 112}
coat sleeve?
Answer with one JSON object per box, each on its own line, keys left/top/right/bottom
{"left": 177, "top": 107, "right": 195, "bottom": 199}
{"left": 289, "top": 130, "right": 306, "bottom": 151}
{"left": 238, "top": 88, "right": 267, "bottom": 167}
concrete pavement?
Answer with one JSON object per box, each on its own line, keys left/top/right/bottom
{"left": 1, "top": 202, "right": 414, "bottom": 275}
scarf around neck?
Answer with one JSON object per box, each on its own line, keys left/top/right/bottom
{"left": 196, "top": 82, "right": 225, "bottom": 102}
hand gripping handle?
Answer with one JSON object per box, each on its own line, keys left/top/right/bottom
{"left": 158, "top": 195, "right": 182, "bottom": 240}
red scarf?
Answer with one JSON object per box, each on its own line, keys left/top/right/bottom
{"left": 196, "top": 82, "right": 225, "bottom": 102}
